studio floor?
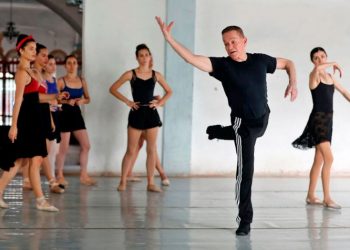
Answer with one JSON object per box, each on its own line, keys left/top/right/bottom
{"left": 0, "top": 176, "right": 349, "bottom": 250}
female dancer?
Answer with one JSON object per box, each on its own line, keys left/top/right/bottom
{"left": 110, "top": 43, "right": 172, "bottom": 192}
{"left": 56, "top": 55, "right": 96, "bottom": 186}
{"left": 0, "top": 34, "right": 59, "bottom": 211}
{"left": 293, "top": 47, "right": 350, "bottom": 209}
{"left": 22, "top": 44, "right": 64, "bottom": 194}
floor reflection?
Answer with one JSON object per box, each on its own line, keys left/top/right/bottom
{"left": 306, "top": 205, "right": 342, "bottom": 250}
{"left": 0, "top": 177, "right": 349, "bottom": 249}
{"left": 236, "top": 234, "right": 252, "bottom": 250}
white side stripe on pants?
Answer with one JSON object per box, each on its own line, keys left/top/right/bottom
{"left": 232, "top": 117, "right": 242, "bottom": 224}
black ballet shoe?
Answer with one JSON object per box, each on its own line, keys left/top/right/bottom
{"left": 235, "top": 223, "right": 251, "bottom": 236}
{"left": 206, "top": 125, "right": 235, "bottom": 140}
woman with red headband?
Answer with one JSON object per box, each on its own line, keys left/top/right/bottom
{"left": 21, "top": 44, "right": 65, "bottom": 194}
{"left": 0, "top": 34, "right": 59, "bottom": 211}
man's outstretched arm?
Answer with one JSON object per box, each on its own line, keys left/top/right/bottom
{"left": 156, "top": 16, "right": 213, "bottom": 73}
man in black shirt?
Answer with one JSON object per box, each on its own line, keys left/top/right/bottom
{"left": 156, "top": 17, "right": 297, "bottom": 236}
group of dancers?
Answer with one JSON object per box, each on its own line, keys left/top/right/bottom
{"left": 0, "top": 35, "right": 98, "bottom": 212}
{"left": 1, "top": 17, "right": 350, "bottom": 236}
{"left": 0, "top": 34, "right": 172, "bottom": 212}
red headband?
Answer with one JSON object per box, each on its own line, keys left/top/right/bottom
{"left": 16, "top": 35, "right": 34, "bottom": 51}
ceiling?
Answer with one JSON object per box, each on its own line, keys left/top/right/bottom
{"left": 0, "top": 0, "right": 79, "bottom": 55}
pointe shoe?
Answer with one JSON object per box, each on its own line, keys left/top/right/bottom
{"left": 0, "top": 198, "right": 9, "bottom": 209}
{"left": 36, "top": 199, "right": 59, "bottom": 212}
{"left": 147, "top": 184, "right": 162, "bottom": 193}
{"left": 323, "top": 201, "right": 341, "bottom": 210}
{"left": 80, "top": 178, "right": 97, "bottom": 186}
{"left": 161, "top": 178, "right": 170, "bottom": 186}
{"left": 127, "top": 176, "right": 142, "bottom": 182}
{"left": 306, "top": 197, "right": 323, "bottom": 205}
{"left": 22, "top": 178, "right": 32, "bottom": 190}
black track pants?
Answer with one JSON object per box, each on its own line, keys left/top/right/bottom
{"left": 231, "top": 111, "right": 269, "bottom": 225}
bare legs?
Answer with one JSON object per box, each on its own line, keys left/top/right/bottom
{"left": 56, "top": 129, "right": 95, "bottom": 186}
{"left": 42, "top": 140, "right": 64, "bottom": 193}
{"left": 118, "top": 127, "right": 143, "bottom": 191}
{"left": 118, "top": 127, "right": 161, "bottom": 192}
{"left": 22, "top": 159, "right": 31, "bottom": 189}
{"left": 73, "top": 129, "right": 95, "bottom": 185}
{"left": 126, "top": 133, "right": 169, "bottom": 185}
{"left": 0, "top": 160, "right": 22, "bottom": 208}
{"left": 56, "top": 132, "right": 70, "bottom": 185}
{"left": 43, "top": 139, "right": 56, "bottom": 181}
{"left": 144, "top": 127, "right": 160, "bottom": 191}
{"left": 22, "top": 139, "right": 63, "bottom": 194}
{"left": 307, "top": 141, "right": 340, "bottom": 208}
{"left": 307, "top": 148, "right": 323, "bottom": 203}
{"left": 0, "top": 157, "right": 58, "bottom": 211}
{"left": 154, "top": 152, "right": 170, "bottom": 185}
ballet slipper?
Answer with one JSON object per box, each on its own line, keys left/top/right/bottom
{"left": 147, "top": 184, "right": 162, "bottom": 193}
{"left": 36, "top": 197, "right": 59, "bottom": 212}
{"left": 127, "top": 176, "right": 142, "bottom": 182}
{"left": 0, "top": 198, "right": 9, "bottom": 209}
{"left": 161, "top": 178, "right": 170, "bottom": 186}
{"left": 49, "top": 181, "right": 65, "bottom": 194}
{"left": 117, "top": 183, "right": 126, "bottom": 191}
{"left": 80, "top": 177, "right": 97, "bottom": 186}
{"left": 323, "top": 201, "right": 341, "bottom": 209}
{"left": 306, "top": 197, "right": 323, "bottom": 205}
{"left": 48, "top": 179, "right": 64, "bottom": 194}
{"left": 50, "top": 185, "right": 64, "bottom": 194}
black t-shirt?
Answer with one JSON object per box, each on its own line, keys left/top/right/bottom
{"left": 209, "top": 53, "right": 277, "bottom": 119}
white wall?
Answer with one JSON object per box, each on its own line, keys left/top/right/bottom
{"left": 192, "top": 0, "right": 350, "bottom": 175}
{"left": 83, "top": 0, "right": 166, "bottom": 175}
{"left": 83, "top": 0, "right": 350, "bottom": 176}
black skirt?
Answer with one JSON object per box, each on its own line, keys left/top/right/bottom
{"left": 292, "top": 111, "right": 333, "bottom": 150}
{"left": 1, "top": 93, "right": 48, "bottom": 171}
{"left": 59, "top": 104, "right": 86, "bottom": 132}
{"left": 15, "top": 93, "right": 48, "bottom": 160}
{"left": 47, "top": 111, "right": 61, "bottom": 143}
{"left": 0, "top": 126, "right": 16, "bottom": 171}
{"left": 39, "top": 103, "right": 52, "bottom": 139}
{"left": 128, "top": 106, "right": 162, "bottom": 130}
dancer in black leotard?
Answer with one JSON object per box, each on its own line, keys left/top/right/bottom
{"left": 293, "top": 47, "right": 350, "bottom": 209}
{"left": 110, "top": 44, "right": 172, "bottom": 192}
